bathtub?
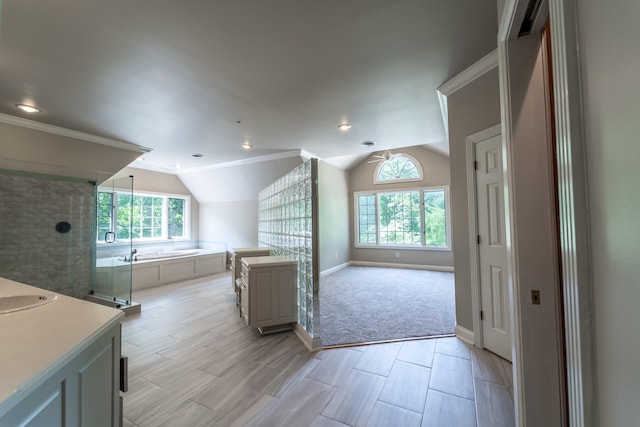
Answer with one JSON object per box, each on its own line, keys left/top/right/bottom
{"left": 96, "top": 248, "right": 227, "bottom": 294}
{"left": 130, "top": 249, "right": 201, "bottom": 261}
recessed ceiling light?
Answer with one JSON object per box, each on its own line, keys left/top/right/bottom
{"left": 338, "top": 123, "right": 352, "bottom": 131}
{"left": 16, "top": 103, "right": 41, "bottom": 113}
{"left": 191, "top": 153, "right": 204, "bottom": 158}
{"left": 241, "top": 142, "right": 252, "bottom": 150}
{"left": 174, "top": 162, "right": 182, "bottom": 169}
{"left": 361, "top": 141, "right": 376, "bottom": 147}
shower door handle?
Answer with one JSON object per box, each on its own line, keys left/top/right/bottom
{"left": 104, "top": 231, "right": 116, "bottom": 243}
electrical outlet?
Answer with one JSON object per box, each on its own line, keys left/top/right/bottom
{"left": 531, "top": 290, "right": 541, "bottom": 305}
{"left": 395, "top": 251, "right": 400, "bottom": 258}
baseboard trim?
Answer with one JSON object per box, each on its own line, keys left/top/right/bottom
{"left": 455, "top": 324, "right": 474, "bottom": 345}
{"left": 349, "top": 260, "right": 454, "bottom": 272}
{"left": 320, "top": 262, "right": 350, "bottom": 278}
{"left": 294, "top": 323, "right": 323, "bottom": 352}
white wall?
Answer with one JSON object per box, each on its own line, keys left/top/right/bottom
{"left": 178, "top": 155, "right": 304, "bottom": 251}
{"left": 577, "top": 0, "right": 640, "bottom": 423}
{"left": 318, "top": 161, "right": 350, "bottom": 273}
{"left": 447, "top": 69, "right": 501, "bottom": 330}
{"left": 0, "top": 120, "right": 143, "bottom": 183}
{"left": 199, "top": 200, "right": 258, "bottom": 249}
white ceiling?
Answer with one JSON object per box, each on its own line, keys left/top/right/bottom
{"left": 0, "top": 1, "right": 497, "bottom": 172}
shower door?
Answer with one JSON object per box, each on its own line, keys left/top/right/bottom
{"left": 94, "top": 175, "right": 134, "bottom": 304}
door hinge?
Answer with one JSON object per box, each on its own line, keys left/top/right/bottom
{"left": 474, "top": 160, "right": 479, "bottom": 171}
{"left": 477, "top": 234, "right": 481, "bottom": 245}
{"left": 480, "top": 310, "right": 484, "bottom": 321}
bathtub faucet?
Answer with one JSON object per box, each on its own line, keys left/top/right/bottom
{"left": 124, "top": 248, "right": 137, "bottom": 262}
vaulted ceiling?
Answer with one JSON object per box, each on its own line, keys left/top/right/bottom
{"left": 0, "top": 1, "right": 497, "bottom": 172}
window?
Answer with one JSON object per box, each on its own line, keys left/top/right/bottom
{"left": 375, "top": 154, "right": 423, "bottom": 184}
{"left": 355, "top": 187, "right": 450, "bottom": 250}
{"left": 97, "top": 190, "right": 190, "bottom": 243}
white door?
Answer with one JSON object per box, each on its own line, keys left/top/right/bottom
{"left": 475, "top": 134, "right": 511, "bottom": 361}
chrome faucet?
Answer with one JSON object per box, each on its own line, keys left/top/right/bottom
{"left": 124, "top": 248, "right": 137, "bottom": 262}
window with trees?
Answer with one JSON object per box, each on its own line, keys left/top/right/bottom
{"left": 374, "top": 154, "right": 423, "bottom": 184}
{"left": 355, "top": 187, "right": 450, "bottom": 249}
{"left": 97, "top": 191, "right": 189, "bottom": 242}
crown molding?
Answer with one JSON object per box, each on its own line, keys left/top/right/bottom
{"left": 0, "top": 113, "right": 151, "bottom": 153}
{"left": 436, "top": 49, "right": 499, "bottom": 140}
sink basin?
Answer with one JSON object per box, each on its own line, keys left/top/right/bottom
{"left": 0, "top": 294, "right": 58, "bottom": 314}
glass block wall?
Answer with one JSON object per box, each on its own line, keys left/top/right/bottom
{"left": 258, "top": 159, "right": 319, "bottom": 337}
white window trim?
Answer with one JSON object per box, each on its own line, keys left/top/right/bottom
{"left": 373, "top": 153, "right": 424, "bottom": 185}
{"left": 354, "top": 185, "right": 451, "bottom": 251}
{"left": 97, "top": 188, "right": 191, "bottom": 244}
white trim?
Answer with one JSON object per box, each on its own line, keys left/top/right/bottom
{"left": 455, "top": 324, "right": 475, "bottom": 345}
{"left": 549, "top": 0, "right": 596, "bottom": 424}
{"left": 498, "top": 1, "right": 529, "bottom": 424}
{"left": 373, "top": 153, "right": 423, "bottom": 185}
{"left": 465, "top": 124, "right": 502, "bottom": 350}
{"left": 349, "top": 260, "right": 454, "bottom": 272}
{"left": 294, "top": 323, "right": 323, "bottom": 352}
{"left": 320, "top": 262, "right": 350, "bottom": 278}
{"left": 353, "top": 186, "right": 452, "bottom": 251}
{"left": 437, "top": 50, "right": 498, "bottom": 139}
{"left": 0, "top": 113, "right": 151, "bottom": 154}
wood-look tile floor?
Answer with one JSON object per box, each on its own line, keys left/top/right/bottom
{"left": 122, "top": 272, "right": 515, "bottom": 427}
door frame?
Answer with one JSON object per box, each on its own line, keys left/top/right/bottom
{"left": 499, "top": 0, "right": 595, "bottom": 425}
{"left": 465, "top": 123, "right": 502, "bottom": 350}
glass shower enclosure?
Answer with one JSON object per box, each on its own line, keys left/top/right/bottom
{"left": 92, "top": 175, "right": 134, "bottom": 305}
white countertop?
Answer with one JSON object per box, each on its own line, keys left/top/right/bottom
{"left": 241, "top": 255, "right": 297, "bottom": 268}
{"left": 0, "top": 277, "right": 124, "bottom": 416}
{"left": 233, "top": 247, "right": 270, "bottom": 254}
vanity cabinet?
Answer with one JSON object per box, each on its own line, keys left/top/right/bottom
{"left": 0, "top": 278, "right": 125, "bottom": 427}
{"left": 1, "top": 322, "right": 122, "bottom": 427}
{"left": 239, "top": 256, "right": 297, "bottom": 331}
{"left": 230, "top": 247, "right": 271, "bottom": 293}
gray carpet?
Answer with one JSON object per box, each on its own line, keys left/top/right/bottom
{"left": 319, "top": 266, "right": 455, "bottom": 346}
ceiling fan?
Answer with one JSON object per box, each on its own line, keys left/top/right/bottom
{"left": 368, "top": 149, "right": 398, "bottom": 164}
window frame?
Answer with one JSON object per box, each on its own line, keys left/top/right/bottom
{"left": 96, "top": 188, "right": 191, "bottom": 244}
{"left": 373, "top": 153, "right": 424, "bottom": 185}
{"left": 354, "top": 185, "right": 451, "bottom": 251}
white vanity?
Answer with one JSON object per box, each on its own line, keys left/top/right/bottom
{"left": 0, "top": 277, "right": 125, "bottom": 427}
{"left": 239, "top": 256, "right": 297, "bottom": 333}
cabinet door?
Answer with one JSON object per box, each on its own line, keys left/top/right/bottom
{"left": 0, "top": 322, "right": 121, "bottom": 427}
{"left": 2, "top": 378, "right": 65, "bottom": 427}
{"left": 78, "top": 342, "right": 117, "bottom": 427}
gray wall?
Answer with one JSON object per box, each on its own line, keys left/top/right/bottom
{"left": 318, "top": 161, "right": 350, "bottom": 273}
{"left": 578, "top": 0, "right": 640, "bottom": 423}
{"left": 349, "top": 145, "right": 453, "bottom": 268}
{"left": 447, "top": 68, "right": 501, "bottom": 331}
{"left": 0, "top": 171, "right": 95, "bottom": 297}
{"left": 199, "top": 200, "right": 258, "bottom": 249}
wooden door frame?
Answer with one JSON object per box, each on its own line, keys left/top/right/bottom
{"left": 499, "top": 0, "right": 595, "bottom": 425}
{"left": 465, "top": 124, "right": 503, "bottom": 350}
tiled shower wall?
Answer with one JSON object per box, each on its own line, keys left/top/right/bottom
{"left": 258, "top": 159, "right": 319, "bottom": 337}
{"left": 0, "top": 171, "right": 96, "bottom": 297}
